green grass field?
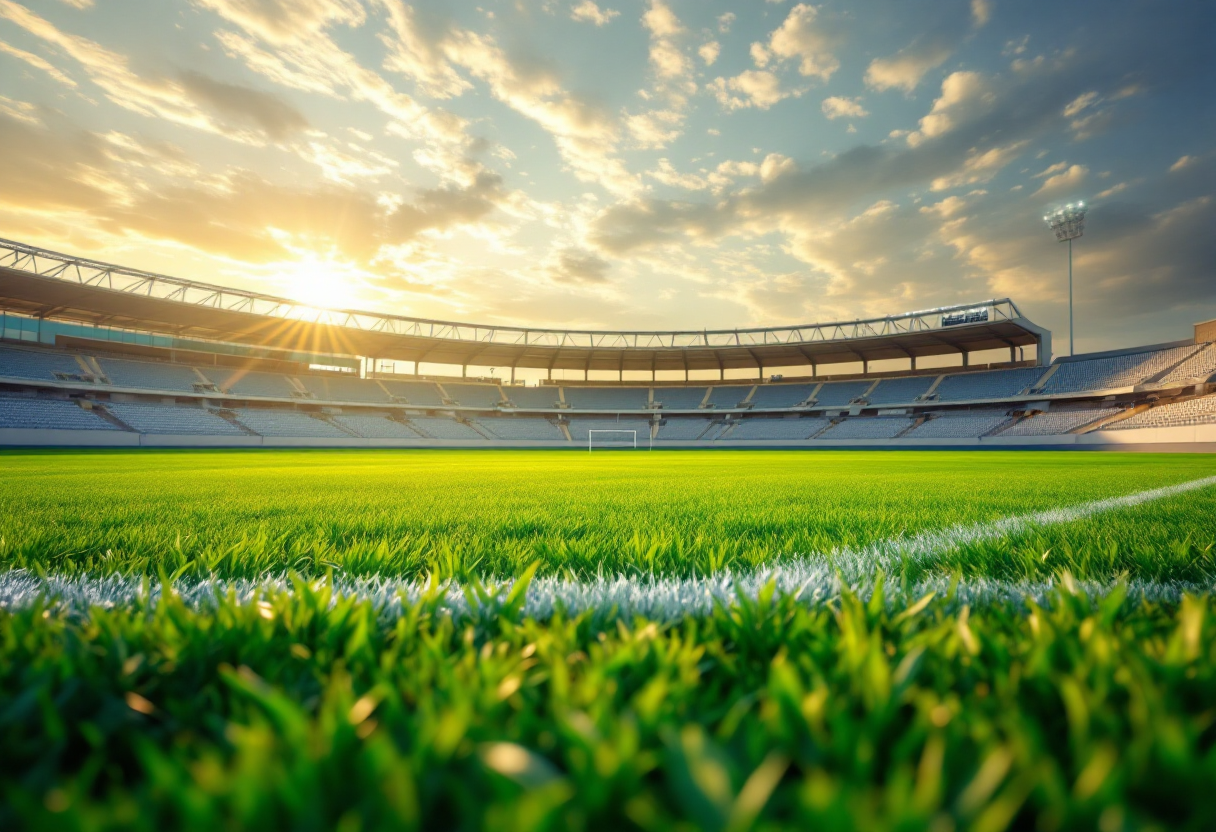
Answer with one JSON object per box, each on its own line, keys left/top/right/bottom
{"left": 3, "top": 449, "right": 1216, "bottom": 830}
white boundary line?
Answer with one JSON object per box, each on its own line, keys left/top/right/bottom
{"left": 2, "top": 475, "right": 1215, "bottom": 619}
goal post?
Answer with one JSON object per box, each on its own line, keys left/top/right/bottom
{"left": 588, "top": 429, "right": 651, "bottom": 451}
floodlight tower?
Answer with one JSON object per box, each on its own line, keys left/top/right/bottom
{"left": 1044, "top": 202, "right": 1087, "bottom": 356}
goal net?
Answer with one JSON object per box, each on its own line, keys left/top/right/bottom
{"left": 588, "top": 429, "right": 645, "bottom": 451}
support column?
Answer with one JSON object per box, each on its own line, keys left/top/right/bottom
{"left": 1009, "top": 346, "right": 1016, "bottom": 363}
{"left": 962, "top": 351, "right": 970, "bottom": 368}
{"left": 910, "top": 355, "right": 917, "bottom": 372}
{"left": 413, "top": 361, "right": 419, "bottom": 377}
{"left": 462, "top": 364, "right": 467, "bottom": 378}
{"left": 510, "top": 366, "right": 516, "bottom": 384}
{"left": 862, "top": 359, "right": 869, "bottom": 374}
{"left": 719, "top": 367, "right": 725, "bottom": 381}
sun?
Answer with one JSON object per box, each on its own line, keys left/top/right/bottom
{"left": 277, "top": 252, "right": 364, "bottom": 312}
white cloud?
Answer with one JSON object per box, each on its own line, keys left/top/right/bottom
{"left": 641, "top": 0, "right": 681, "bottom": 37}
{"left": 708, "top": 71, "right": 798, "bottom": 111}
{"left": 821, "top": 96, "right": 868, "bottom": 120}
{"left": 647, "top": 158, "right": 707, "bottom": 190}
{"left": 766, "top": 3, "right": 838, "bottom": 81}
{"left": 906, "top": 71, "right": 992, "bottom": 146}
{"left": 865, "top": 42, "right": 953, "bottom": 92}
{"left": 971, "top": 0, "right": 992, "bottom": 27}
{"left": 1063, "top": 91, "right": 1100, "bottom": 118}
{"left": 1169, "top": 155, "right": 1194, "bottom": 172}
{"left": 1033, "top": 163, "right": 1087, "bottom": 195}
{"left": 0, "top": 40, "right": 77, "bottom": 87}
{"left": 698, "top": 41, "right": 720, "bottom": 66}
{"left": 930, "top": 141, "right": 1028, "bottom": 191}
{"left": 570, "top": 1, "right": 619, "bottom": 26}
{"left": 717, "top": 12, "right": 735, "bottom": 34}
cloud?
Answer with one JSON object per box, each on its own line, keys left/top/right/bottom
{"left": 708, "top": 70, "right": 798, "bottom": 111}
{"left": 377, "top": 0, "right": 471, "bottom": 99}
{"left": 0, "top": 40, "right": 77, "bottom": 87}
{"left": 570, "top": 1, "right": 618, "bottom": 26}
{"left": 821, "top": 96, "right": 868, "bottom": 120}
{"left": 177, "top": 71, "right": 308, "bottom": 140}
{"left": 1170, "top": 155, "right": 1195, "bottom": 172}
{"left": 56, "top": 0, "right": 93, "bottom": 7}
{"left": 546, "top": 247, "right": 611, "bottom": 284}
{"left": 641, "top": 0, "right": 681, "bottom": 38}
{"left": 647, "top": 158, "right": 707, "bottom": 190}
{"left": 971, "top": 0, "right": 992, "bottom": 27}
{"left": 865, "top": 41, "right": 954, "bottom": 92}
{"left": 1033, "top": 163, "right": 1087, "bottom": 195}
{"left": 194, "top": 0, "right": 365, "bottom": 45}
{"left": 906, "top": 71, "right": 992, "bottom": 146}
{"left": 717, "top": 12, "right": 735, "bottom": 34}
{"left": 766, "top": 3, "right": 838, "bottom": 80}
{"left": 698, "top": 41, "right": 720, "bottom": 66}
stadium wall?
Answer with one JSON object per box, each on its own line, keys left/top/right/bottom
{"left": 2, "top": 425, "right": 1213, "bottom": 451}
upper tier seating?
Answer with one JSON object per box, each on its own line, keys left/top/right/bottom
{"left": 213, "top": 370, "right": 298, "bottom": 399}
{"left": 655, "top": 418, "right": 716, "bottom": 440}
{"left": 566, "top": 417, "right": 651, "bottom": 442}
{"left": 727, "top": 418, "right": 819, "bottom": 440}
{"left": 904, "top": 411, "right": 1013, "bottom": 439}
{"left": 231, "top": 409, "right": 349, "bottom": 438}
{"left": 98, "top": 358, "right": 202, "bottom": 392}
{"left": 814, "top": 380, "right": 874, "bottom": 407}
{"left": 933, "top": 368, "right": 1043, "bottom": 402}
{"left": 998, "top": 407, "right": 1121, "bottom": 436}
{"left": 0, "top": 345, "right": 89, "bottom": 381}
{"left": 298, "top": 374, "right": 390, "bottom": 404}
{"left": 378, "top": 380, "right": 445, "bottom": 407}
{"left": 1158, "top": 345, "right": 1216, "bottom": 384}
{"left": 867, "top": 375, "right": 936, "bottom": 405}
{"left": 1042, "top": 345, "right": 1200, "bottom": 394}
{"left": 1104, "top": 396, "right": 1216, "bottom": 430}
{"left": 562, "top": 387, "right": 650, "bottom": 410}
{"left": 105, "top": 403, "right": 245, "bottom": 435}
{"left": 441, "top": 383, "right": 504, "bottom": 408}
{"left": 407, "top": 416, "right": 484, "bottom": 440}
{"left": 504, "top": 386, "right": 561, "bottom": 408}
{"left": 0, "top": 396, "right": 118, "bottom": 430}
{"left": 818, "top": 417, "right": 914, "bottom": 440}
{"left": 748, "top": 384, "right": 814, "bottom": 409}
{"left": 479, "top": 417, "right": 566, "bottom": 440}
{"left": 652, "top": 387, "right": 707, "bottom": 410}
{"left": 330, "top": 414, "right": 421, "bottom": 439}
{"left": 705, "top": 386, "right": 753, "bottom": 408}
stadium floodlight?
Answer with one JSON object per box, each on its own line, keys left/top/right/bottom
{"left": 1044, "top": 202, "right": 1087, "bottom": 356}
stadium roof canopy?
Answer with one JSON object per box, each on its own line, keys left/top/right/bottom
{"left": 0, "top": 239, "right": 1050, "bottom": 375}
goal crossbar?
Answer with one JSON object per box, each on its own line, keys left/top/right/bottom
{"left": 587, "top": 428, "right": 650, "bottom": 451}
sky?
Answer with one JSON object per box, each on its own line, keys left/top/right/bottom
{"left": 1, "top": 0, "right": 1214, "bottom": 359}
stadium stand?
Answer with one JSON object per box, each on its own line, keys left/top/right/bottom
{"left": 933, "top": 368, "right": 1043, "bottom": 402}
{"left": 815, "top": 380, "right": 874, "bottom": 407}
{"left": 0, "top": 396, "right": 117, "bottom": 430}
{"left": 503, "top": 386, "right": 561, "bottom": 408}
{"left": 904, "top": 411, "right": 1014, "bottom": 439}
{"left": 655, "top": 418, "right": 716, "bottom": 440}
{"left": 705, "top": 386, "right": 753, "bottom": 408}
{"left": 298, "top": 374, "right": 390, "bottom": 404}
{"left": 1042, "top": 345, "right": 1201, "bottom": 394}
{"left": 728, "top": 418, "right": 817, "bottom": 441}
{"left": 867, "top": 375, "right": 936, "bottom": 405}
{"left": 378, "top": 380, "right": 445, "bottom": 407}
{"left": 567, "top": 418, "right": 651, "bottom": 442}
{"left": 1158, "top": 344, "right": 1216, "bottom": 384}
{"left": 479, "top": 417, "right": 566, "bottom": 440}
{"left": 998, "top": 407, "right": 1122, "bottom": 436}
{"left": 213, "top": 370, "right": 299, "bottom": 399}
{"left": 105, "top": 403, "right": 245, "bottom": 435}
{"left": 562, "top": 387, "right": 650, "bottom": 410}
{"left": 0, "top": 345, "right": 90, "bottom": 381}
{"left": 407, "top": 416, "right": 484, "bottom": 440}
{"left": 818, "top": 417, "right": 914, "bottom": 439}
{"left": 330, "top": 414, "right": 421, "bottom": 439}
{"left": 652, "top": 387, "right": 707, "bottom": 410}
{"left": 441, "top": 383, "right": 504, "bottom": 408}
{"left": 231, "top": 409, "right": 349, "bottom": 438}
{"left": 98, "top": 358, "right": 202, "bottom": 392}
{"left": 747, "top": 384, "right": 814, "bottom": 409}
{"left": 1104, "top": 396, "right": 1216, "bottom": 430}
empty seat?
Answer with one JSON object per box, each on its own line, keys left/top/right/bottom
{"left": 1043, "top": 346, "right": 1201, "bottom": 394}
{"left": 0, "top": 345, "right": 89, "bottom": 381}
{"left": 904, "top": 412, "right": 1013, "bottom": 438}
{"left": 934, "top": 368, "right": 1044, "bottom": 401}
{"left": 98, "top": 358, "right": 202, "bottom": 392}
{"left": 655, "top": 418, "right": 717, "bottom": 439}
{"left": 330, "top": 414, "right": 421, "bottom": 438}
{"left": 105, "top": 403, "right": 245, "bottom": 435}
{"left": 504, "top": 387, "right": 561, "bottom": 408}
{"left": 705, "top": 386, "right": 753, "bottom": 408}
{"left": 378, "top": 380, "right": 445, "bottom": 407}
{"left": 231, "top": 409, "right": 349, "bottom": 437}
{"left": 748, "top": 384, "right": 815, "bottom": 409}
{"left": 653, "top": 387, "right": 707, "bottom": 410}
{"left": 566, "top": 418, "right": 651, "bottom": 442}
{"left": 0, "top": 396, "right": 118, "bottom": 430}
{"left": 728, "top": 418, "right": 817, "bottom": 440}
{"left": 998, "top": 407, "right": 1121, "bottom": 436}
{"left": 442, "top": 383, "right": 505, "bottom": 408}
{"left": 407, "top": 416, "right": 485, "bottom": 440}
{"left": 480, "top": 418, "right": 566, "bottom": 440}
{"left": 1158, "top": 345, "right": 1216, "bottom": 384}
{"left": 818, "top": 417, "right": 914, "bottom": 439}
{"left": 1104, "top": 396, "right": 1216, "bottom": 430}
{"left": 216, "top": 370, "right": 298, "bottom": 399}
{"left": 562, "top": 387, "right": 650, "bottom": 410}
{"left": 814, "top": 381, "right": 874, "bottom": 407}
{"left": 867, "top": 376, "right": 935, "bottom": 405}
{"left": 298, "top": 375, "right": 391, "bottom": 403}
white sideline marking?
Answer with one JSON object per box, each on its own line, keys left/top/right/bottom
{"left": 2, "top": 475, "right": 1215, "bottom": 619}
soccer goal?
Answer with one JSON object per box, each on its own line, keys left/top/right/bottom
{"left": 588, "top": 429, "right": 650, "bottom": 451}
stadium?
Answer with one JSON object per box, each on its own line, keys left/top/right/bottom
{"left": 2, "top": 239, "right": 1214, "bottom": 450}
{"left": 3, "top": 0, "right": 1216, "bottom": 829}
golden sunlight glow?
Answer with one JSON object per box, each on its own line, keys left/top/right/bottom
{"left": 274, "top": 251, "right": 366, "bottom": 312}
